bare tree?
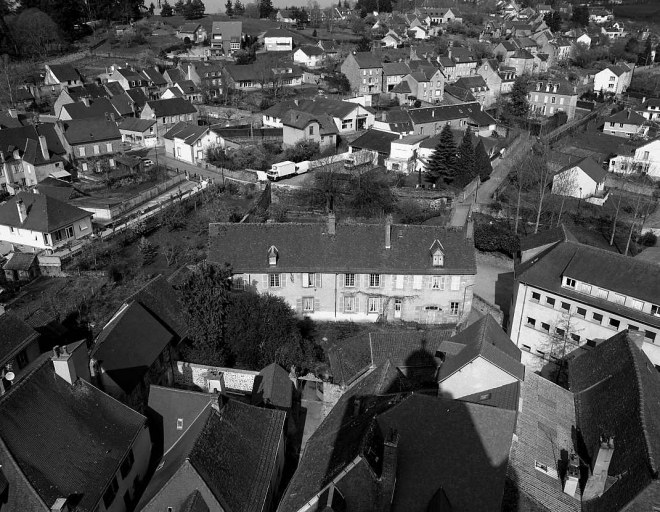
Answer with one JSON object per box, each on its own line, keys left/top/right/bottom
{"left": 551, "top": 167, "right": 579, "bottom": 227}
{"left": 539, "top": 309, "right": 584, "bottom": 386}
{"left": 530, "top": 145, "right": 554, "bottom": 234}
{"left": 610, "top": 193, "right": 625, "bottom": 246}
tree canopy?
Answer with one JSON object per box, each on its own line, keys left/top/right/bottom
{"left": 509, "top": 75, "right": 530, "bottom": 119}
{"left": 474, "top": 139, "right": 493, "bottom": 182}
{"left": 426, "top": 124, "right": 458, "bottom": 186}
{"left": 455, "top": 127, "right": 477, "bottom": 188}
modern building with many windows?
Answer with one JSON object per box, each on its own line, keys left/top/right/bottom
{"left": 207, "top": 216, "right": 476, "bottom": 325}
{"left": 509, "top": 228, "right": 660, "bottom": 371}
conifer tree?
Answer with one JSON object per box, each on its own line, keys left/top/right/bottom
{"left": 510, "top": 75, "right": 530, "bottom": 118}
{"left": 474, "top": 139, "right": 493, "bottom": 181}
{"left": 456, "top": 127, "right": 476, "bottom": 187}
{"left": 426, "top": 124, "right": 457, "bottom": 186}
{"left": 226, "top": 0, "right": 233, "bottom": 16}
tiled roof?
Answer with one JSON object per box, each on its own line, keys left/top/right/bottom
{"left": 511, "top": 48, "right": 534, "bottom": 59}
{"left": 46, "top": 64, "right": 80, "bottom": 83}
{"left": 408, "top": 102, "right": 496, "bottom": 127}
{"left": 515, "top": 241, "right": 660, "bottom": 328}
{"left": 350, "top": 129, "right": 400, "bottom": 154}
{"left": 176, "top": 79, "right": 200, "bottom": 94}
{"left": 351, "top": 52, "right": 384, "bottom": 69}
{"left": 253, "top": 363, "right": 293, "bottom": 409}
{"left": 118, "top": 117, "right": 156, "bottom": 133}
{"left": 296, "top": 45, "right": 324, "bottom": 56}
{"left": 0, "top": 356, "right": 146, "bottom": 511}
{"left": 179, "top": 22, "right": 201, "bottom": 33}
{"left": 438, "top": 315, "right": 524, "bottom": 381}
{"left": 2, "top": 252, "right": 37, "bottom": 272}
{"left": 449, "top": 47, "right": 477, "bottom": 63}
{"left": 326, "top": 333, "right": 373, "bottom": 386}
{"left": 383, "top": 109, "right": 414, "bottom": 132}
{"left": 145, "top": 97, "right": 197, "bottom": 117}
{"left": 139, "top": 400, "right": 286, "bottom": 512}
{"left": 557, "top": 157, "right": 607, "bottom": 184}
{"left": 605, "top": 64, "right": 631, "bottom": 77}
{"left": 507, "top": 372, "right": 579, "bottom": 512}
{"left": 263, "top": 29, "right": 293, "bottom": 38}
{"left": 0, "top": 191, "right": 90, "bottom": 232}
{"left": 164, "top": 121, "right": 208, "bottom": 144}
{"left": 265, "top": 98, "right": 361, "bottom": 120}
{"left": 454, "top": 75, "right": 489, "bottom": 91}
{"left": 92, "top": 301, "right": 175, "bottom": 394}
{"left": 0, "top": 124, "right": 66, "bottom": 165}
{"left": 109, "top": 92, "right": 135, "bottom": 116}
{"left": 164, "top": 68, "right": 186, "bottom": 84}
{"left": 164, "top": 86, "right": 184, "bottom": 98}
{"left": 458, "top": 381, "right": 520, "bottom": 410}
{"left": 281, "top": 111, "right": 338, "bottom": 135}
{"left": 529, "top": 79, "right": 576, "bottom": 96}
{"left": 104, "top": 81, "right": 125, "bottom": 96}
{"left": 61, "top": 97, "right": 118, "bottom": 120}
{"left": 142, "top": 67, "right": 168, "bottom": 86}
{"left": 0, "top": 312, "right": 38, "bottom": 365}
{"left": 147, "top": 385, "right": 218, "bottom": 453}
{"left": 383, "top": 62, "right": 412, "bottom": 76}
{"left": 604, "top": 108, "right": 647, "bottom": 126}
{"left": 61, "top": 118, "right": 121, "bottom": 145}
{"left": 570, "top": 332, "right": 660, "bottom": 512}
{"left": 208, "top": 221, "right": 476, "bottom": 274}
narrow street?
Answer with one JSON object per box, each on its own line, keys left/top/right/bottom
{"left": 476, "top": 134, "right": 533, "bottom": 204}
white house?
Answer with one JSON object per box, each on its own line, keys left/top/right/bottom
{"left": 384, "top": 133, "right": 427, "bottom": 174}
{"left": 577, "top": 33, "right": 592, "bottom": 47}
{"left": 293, "top": 46, "right": 325, "bottom": 68}
{"left": 603, "top": 108, "right": 649, "bottom": 138}
{"left": 609, "top": 138, "right": 660, "bottom": 180}
{"left": 594, "top": 64, "right": 633, "bottom": 95}
{"left": 551, "top": 157, "right": 607, "bottom": 199}
{"left": 263, "top": 29, "right": 293, "bottom": 52}
{"left": 163, "top": 122, "right": 217, "bottom": 164}
{"left": 638, "top": 98, "right": 660, "bottom": 121}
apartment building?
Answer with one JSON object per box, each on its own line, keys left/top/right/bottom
{"left": 509, "top": 231, "right": 660, "bottom": 371}
{"left": 341, "top": 52, "right": 383, "bottom": 95}
{"left": 208, "top": 216, "right": 477, "bottom": 326}
{"left": 527, "top": 79, "right": 578, "bottom": 120}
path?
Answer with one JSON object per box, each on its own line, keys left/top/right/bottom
{"left": 474, "top": 251, "right": 514, "bottom": 323}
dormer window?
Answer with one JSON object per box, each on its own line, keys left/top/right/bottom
{"left": 430, "top": 239, "right": 444, "bottom": 267}
{"left": 268, "top": 245, "right": 278, "bottom": 266}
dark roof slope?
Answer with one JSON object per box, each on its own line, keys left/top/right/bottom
{"left": 0, "top": 191, "right": 90, "bottom": 232}
{"left": 351, "top": 52, "right": 383, "bottom": 69}
{"left": 3, "top": 252, "right": 37, "bottom": 271}
{"left": 92, "top": 301, "right": 175, "bottom": 394}
{"left": 253, "top": 363, "right": 293, "bottom": 409}
{"left": 61, "top": 118, "right": 121, "bottom": 144}
{"left": 350, "top": 129, "right": 400, "bottom": 154}
{"left": 570, "top": 332, "right": 660, "bottom": 512}
{"left": 408, "top": 102, "right": 496, "bottom": 127}
{"left": 0, "top": 312, "right": 38, "bottom": 365}
{"left": 145, "top": 97, "right": 197, "bottom": 117}
{"left": 47, "top": 64, "right": 80, "bottom": 83}
{"left": 164, "top": 121, "right": 208, "bottom": 144}
{"left": 0, "top": 124, "right": 66, "bottom": 165}
{"left": 558, "top": 157, "right": 607, "bottom": 183}
{"left": 0, "top": 357, "right": 146, "bottom": 511}
{"left": 61, "top": 97, "right": 118, "bottom": 120}
{"left": 208, "top": 222, "right": 476, "bottom": 275}
{"left": 604, "top": 108, "right": 646, "bottom": 126}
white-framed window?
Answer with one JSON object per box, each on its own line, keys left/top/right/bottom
{"left": 527, "top": 317, "right": 536, "bottom": 327}
{"left": 531, "top": 292, "right": 540, "bottom": 302}
{"left": 106, "top": 143, "right": 113, "bottom": 152}
{"left": 431, "top": 276, "right": 445, "bottom": 290}
{"left": 302, "top": 297, "right": 314, "bottom": 312}
{"left": 367, "top": 297, "right": 381, "bottom": 313}
{"left": 413, "top": 275, "right": 423, "bottom": 290}
{"left": 176, "top": 418, "right": 183, "bottom": 430}
{"left": 610, "top": 293, "right": 625, "bottom": 305}
{"left": 546, "top": 297, "right": 555, "bottom": 307}
{"left": 651, "top": 304, "right": 660, "bottom": 317}
{"left": 269, "top": 274, "right": 281, "bottom": 288}
{"left": 432, "top": 252, "right": 444, "bottom": 266}
{"left": 344, "top": 273, "right": 355, "bottom": 287}
{"left": 450, "top": 276, "right": 460, "bottom": 291}
{"left": 592, "top": 312, "right": 603, "bottom": 324}
{"left": 450, "top": 301, "right": 459, "bottom": 315}
{"left": 369, "top": 274, "right": 381, "bottom": 287}
{"left": 344, "top": 295, "right": 356, "bottom": 312}
{"left": 79, "top": 147, "right": 86, "bottom": 157}
{"left": 302, "top": 273, "right": 320, "bottom": 288}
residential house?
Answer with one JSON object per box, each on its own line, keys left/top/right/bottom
{"left": 381, "top": 29, "right": 405, "bottom": 48}
{"left": 453, "top": 76, "right": 491, "bottom": 107}
{"left": 602, "top": 22, "right": 627, "bottom": 40}
{"left": 341, "top": 52, "right": 384, "bottom": 95}
{"left": 107, "top": 66, "right": 149, "bottom": 91}
{"left": 407, "top": 102, "right": 497, "bottom": 136}
{"left": 176, "top": 22, "right": 207, "bottom": 43}
{"left": 163, "top": 67, "right": 186, "bottom": 87}
{"left": 565, "top": 28, "right": 592, "bottom": 47}
{"left": 276, "top": 9, "right": 296, "bottom": 23}
{"left": 477, "top": 59, "right": 516, "bottom": 98}
{"left": 551, "top": 157, "right": 607, "bottom": 199}
{"left": 408, "top": 24, "right": 430, "bottom": 40}
{"left": 445, "top": 46, "right": 478, "bottom": 78}
{"left": 293, "top": 45, "right": 326, "bottom": 68}
{"left": 317, "top": 40, "right": 339, "bottom": 60}
{"left": 263, "top": 98, "right": 375, "bottom": 133}
{"left": 43, "top": 64, "right": 83, "bottom": 94}
{"left": 494, "top": 40, "right": 519, "bottom": 62}
{"left": 281, "top": 111, "right": 338, "bottom": 150}
{"left": 416, "top": 129, "right": 499, "bottom": 169}
{"left": 508, "top": 229, "right": 660, "bottom": 370}
{"left": 118, "top": 117, "right": 157, "bottom": 147}
{"left": 223, "top": 63, "right": 303, "bottom": 91}
{"left": 58, "top": 97, "right": 120, "bottom": 121}
{"left": 594, "top": 63, "right": 634, "bottom": 95}
{"left": 589, "top": 8, "right": 613, "bottom": 23}
{"left": 385, "top": 133, "right": 428, "bottom": 173}
{"left": 3, "top": 252, "right": 39, "bottom": 282}
{"left": 161, "top": 80, "right": 202, "bottom": 103}
{"left": 141, "top": 67, "right": 169, "bottom": 99}
{"left": 548, "top": 38, "right": 573, "bottom": 64}
{"left": 185, "top": 61, "right": 224, "bottom": 99}
{"left": 383, "top": 62, "right": 412, "bottom": 92}
{"left": 210, "top": 21, "right": 243, "bottom": 57}
{"left": 0, "top": 313, "right": 41, "bottom": 389}
{"left": 506, "top": 48, "right": 536, "bottom": 76}
{"left": 0, "top": 345, "right": 152, "bottom": 512}
{"left": 137, "top": 397, "right": 286, "bottom": 512}
{"left": 56, "top": 118, "right": 123, "bottom": 172}
{"left": 403, "top": 62, "right": 445, "bottom": 105}
{"left": 263, "top": 29, "right": 293, "bottom": 52}
{"left": 349, "top": 129, "right": 401, "bottom": 163}
{"left": 0, "top": 191, "right": 93, "bottom": 252}
{"left": 208, "top": 217, "right": 477, "bottom": 325}
{"left": 53, "top": 83, "right": 109, "bottom": 118}
{"left": 0, "top": 124, "right": 67, "bottom": 192}
{"left": 603, "top": 108, "right": 650, "bottom": 138}
{"left": 528, "top": 79, "right": 578, "bottom": 120}
{"left": 140, "top": 97, "right": 198, "bottom": 138}
{"left": 609, "top": 138, "right": 660, "bottom": 180}
{"left": 638, "top": 98, "right": 660, "bottom": 121}
{"left": 374, "top": 109, "right": 415, "bottom": 135}
{"left": 163, "top": 122, "right": 216, "bottom": 164}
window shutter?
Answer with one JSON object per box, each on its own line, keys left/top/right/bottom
{"left": 314, "top": 298, "right": 321, "bottom": 311}
{"left": 425, "top": 276, "right": 432, "bottom": 289}
{"left": 281, "top": 274, "right": 286, "bottom": 287}
{"left": 316, "top": 274, "right": 322, "bottom": 288}
{"left": 262, "top": 275, "right": 268, "bottom": 289}
{"left": 356, "top": 295, "right": 361, "bottom": 313}
{"left": 302, "top": 273, "right": 309, "bottom": 288}
{"left": 339, "top": 295, "right": 344, "bottom": 312}
{"left": 339, "top": 274, "right": 344, "bottom": 289}
{"left": 296, "top": 298, "right": 303, "bottom": 313}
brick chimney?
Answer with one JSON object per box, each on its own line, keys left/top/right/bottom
{"left": 38, "top": 135, "right": 49, "bottom": 161}
{"left": 385, "top": 214, "right": 392, "bottom": 249}
{"left": 380, "top": 429, "right": 399, "bottom": 512}
{"left": 16, "top": 199, "right": 27, "bottom": 223}
{"left": 52, "top": 341, "right": 91, "bottom": 385}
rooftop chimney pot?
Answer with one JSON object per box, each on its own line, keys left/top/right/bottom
{"left": 16, "top": 199, "right": 27, "bottom": 224}
{"left": 38, "top": 135, "right": 49, "bottom": 161}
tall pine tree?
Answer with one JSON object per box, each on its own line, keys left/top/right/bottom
{"left": 426, "top": 124, "right": 458, "bottom": 186}
{"left": 474, "top": 139, "right": 493, "bottom": 181}
{"left": 509, "top": 76, "right": 530, "bottom": 119}
{"left": 456, "top": 127, "right": 476, "bottom": 187}
{"left": 234, "top": 0, "right": 245, "bottom": 15}
{"left": 226, "top": 0, "right": 233, "bottom": 15}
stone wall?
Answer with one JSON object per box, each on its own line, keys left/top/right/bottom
{"left": 174, "top": 361, "right": 258, "bottom": 394}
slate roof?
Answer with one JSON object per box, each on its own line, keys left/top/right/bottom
{"left": 604, "top": 108, "right": 647, "bottom": 126}
{"left": 0, "top": 124, "right": 66, "bottom": 165}
{"left": 454, "top": 75, "right": 489, "bottom": 90}
{"left": 0, "top": 312, "right": 38, "bottom": 365}
{"left": 0, "top": 191, "right": 90, "bottom": 232}
{"left": 449, "top": 47, "right": 477, "bottom": 63}
{"left": 0, "top": 356, "right": 146, "bottom": 512}
{"left": 179, "top": 22, "right": 202, "bottom": 33}
{"left": 350, "top": 129, "right": 400, "bottom": 154}
{"left": 61, "top": 118, "right": 121, "bottom": 145}
{"left": 46, "top": 64, "right": 80, "bottom": 83}
{"left": 519, "top": 224, "right": 576, "bottom": 252}
{"left": 529, "top": 79, "right": 576, "bottom": 96}
{"left": 164, "top": 121, "right": 208, "bottom": 144}
{"left": 110, "top": 92, "right": 135, "bottom": 116}
{"left": 458, "top": 381, "right": 520, "bottom": 410}
{"left": 297, "top": 45, "right": 324, "bottom": 57}
{"left": 139, "top": 400, "right": 286, "bottom": 512}
{"left": 438, "top": 315, "right": 524, "bottom": 381}
{"left": 164, "top": 86, "right": 184, "bottom": 98}
{"left": 351, "top": 52, "right": 384, "bottom": 69}
{"left": 263, "top": 29, "right": 293, "bottom": 38}
{"left": 164, "top": 68, "right": 186, "bottom": 84}
{"left": 408, "top": 102, "right": 496, "bottom": 127}
{"left": 640, "top": 97, "right": 660, "bottom": 110}
{"left": 507, "top": 372, "right": 579, "bottom": 512}
{"left": 176, "top": 79, "right": 200, "bottom": 95}
{"left": 605, "top": 64, "right": 631, "bottom": 77}
{"left": 92, "top": 301, "right": 175, "bottom": 394}
{"left": 383, "top": 108, "right": 414, "bottom": 133}
{"left": 281, "top": 111, "right": 338, "bottom": 135}
{"left": 60, "top": 97, "right": 119, "bottom": 120}
{"left": 557, "top": 157, "right": 607, "bottom": 184}
{"left": 3, "top": 252, "right": 37, "bottom": 272}
{"left": 118, "top": 117, "right": 156, "bottom": 133}
{"left": 570, "top": 331, "right": 660, "bottom": 512}
{"left": 253, "top": 363, "right": 293, "bottom": 408}
{"left": 265, "top": 98, "right": 360, "bottom": 120}
{"left": 511, "top": 48, "right": 535, "bottom": 59}
{"left": 104, "top": 81, "right": 126, "bottom": 96}
{"left": 515, "top": 241, "right": 660, "bottom": 328}
{"left": 383, "top": 62, "right": 412, "bottom": 76}
{"left": 147, "top": 385, "right": 218, "bottom": 453}
{"left": 142, "top": 67, "right": 168, "bottom": 86}
{"left": 208, "top": 222, "right": 476, "bottom": 274}
{"left": 145, "top": 98, "right": 197, "bottom": 117}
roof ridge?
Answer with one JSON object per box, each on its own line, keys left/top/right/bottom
{"left": 0, "top": 354, "right": 51, "bottom": 404}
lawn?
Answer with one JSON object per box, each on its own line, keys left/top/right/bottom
{"left": 553, "top": 129, "right": 637, "bottom": 163}
{"left": 157, "top": 14, "right": 283, "bottom": 37}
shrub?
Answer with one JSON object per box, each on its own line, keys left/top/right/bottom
{"left": 474, "top": 221, "right": 520, "bottom": 257}
{"left": 138, "top": 236, "right": 158, "bottom": 266}
{"left": 639, "top": 232, "right": 657, "bottom": 247}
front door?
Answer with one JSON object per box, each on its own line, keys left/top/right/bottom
{"left": 394, "top": 299, "right": 402, "bottom": 319}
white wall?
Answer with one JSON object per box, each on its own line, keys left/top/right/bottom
{"left": 438, "top": 357, "right": 519, "bottom": 398}
{"left": 551, "top": 167, "right": 599, "bottom": 198}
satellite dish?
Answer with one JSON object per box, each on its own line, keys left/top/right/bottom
{"left": 4, "top": 372, "right": 15, "bottom": 382}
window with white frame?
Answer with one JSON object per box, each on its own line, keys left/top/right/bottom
{"left": 269, "top": 274, "right": 281, "bottom": 287}
{"left": 369, "top": 274, "right": 381, "bottom": 287}
{"left": 450, "top": 276, "right": 460, "bottom": 291}
{"left": 345, "top": 273, "right": 355, "bottom": 287}
{"left": 79, "top": 147, "right": 86, "bottom": 157}
{"left": 106, "top": 143, "right": 113, "bottom": 152}
{"left": 564, "top": 277, "right": 576, "bottom": 288}
{"left": 431, "top": 276, "right": 445, "bottom": 290}
{"left": 450, "top": 301, "right": 459, "bottom": 315}
{"left": 651, "top": 304, "right": 660, "bottom": 317}
{"left": 413, "top": 275, "right": 423, "bottom": 290}
{"left": 367, "top": 297, "right": 381, "bottom": 313}
{"left": 344, "top": 296, "right": 356, "bottom": 312}
{"left": 302, "top": 273, "right": 320, "bottom": 288}
{"left": 432, "top": 251, "right": 444, "bottom": 266}
{"left": 302, "top": 297, "right": 314, "bottom": 312}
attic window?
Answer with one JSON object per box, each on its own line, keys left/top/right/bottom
{"left": 430, "top": 240, "right": 445, "bottom": 266}
{"left": 268, "top": 245, "right": 278, "bottom": 266}
{"left": 176, "top": 418, "right": 183, "bottom": 430}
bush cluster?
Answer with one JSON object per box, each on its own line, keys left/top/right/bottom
{"left": 474, "top": 221, "right": 520, "bottom": 257}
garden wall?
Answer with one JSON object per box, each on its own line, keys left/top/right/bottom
{"left": 174, "top": 361, "right": 258, "bottom": 395}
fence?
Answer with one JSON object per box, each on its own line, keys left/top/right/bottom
{"left": 540, "top": 102, "right": 610, "bottom": 145}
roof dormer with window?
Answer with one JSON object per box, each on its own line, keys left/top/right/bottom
{"left": 268, "top": 245, "right": 278, "bottom": 266}
{"left": 430, "top": 239, "right": 445, "bottom": 267}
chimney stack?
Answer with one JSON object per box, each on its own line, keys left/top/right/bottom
{"left": 327, "top": 212, "right": 336, "bottom": 235}
{"left": 7, "top": 108, "right": 17, "bottom": 119}
{"left": 385, "top": 214, "right": 392, "bottom": 249}
{"left": 81, "top": 97, "right": 90, "bottom": 107}
{"left": 563, "top": 452, "right": 580, "bottom": 497}
{"left": 16, "top": 199, "right": 27, "bottom": 223}
{"left": 52, "top": 341, "right": 91, "bottom": 386}
{"left": 38, "top": 135, "right": 49, "bottom": 161}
